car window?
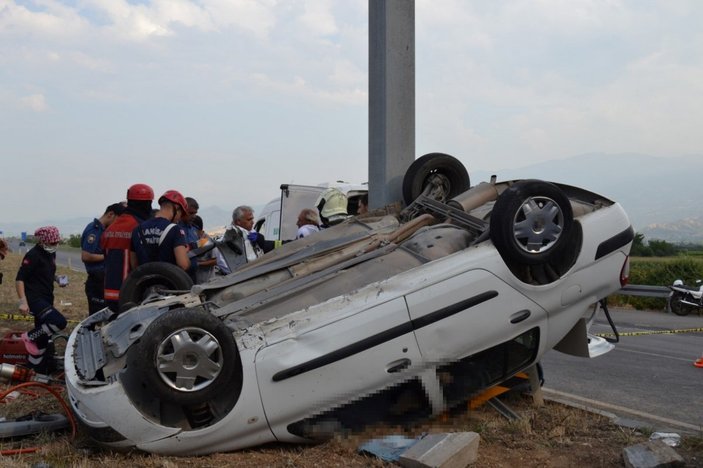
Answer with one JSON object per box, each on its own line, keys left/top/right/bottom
{"left": 438, "top": 328, "right": 539, "bottom": 408}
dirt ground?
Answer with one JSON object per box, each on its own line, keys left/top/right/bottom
{"left": 0, "top": 251, "right": 701, "bottom": 467}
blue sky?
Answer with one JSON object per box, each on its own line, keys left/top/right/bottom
{"left": 2, "top": 0, "right": 702, "bottom": 224}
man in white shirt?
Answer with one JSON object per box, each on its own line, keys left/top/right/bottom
{"left": 231, "top": 205, "right": 263, "bottom": 261}
{"left": 296, "top": 208, "right": 320, "bottom": 239}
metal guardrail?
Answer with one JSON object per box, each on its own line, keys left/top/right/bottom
{"left": 618, "top": 284, "right": 670, "bottom": 298}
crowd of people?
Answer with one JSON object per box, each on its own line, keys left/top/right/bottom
{"left": 1, "top": 184, "right": 365, "bottom": 371}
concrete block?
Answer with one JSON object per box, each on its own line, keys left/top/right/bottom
{"left": 398, "top": 432, "right": 480, "bottom": 468}
{"left": 623, "top": 439, "right": 685, "bottom": 468}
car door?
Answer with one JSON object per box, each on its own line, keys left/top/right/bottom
{"left": 406, "top": 268, "right": 548, "bottom": 364}
{"left": 254, "top": 297, "right": 423, "bottom": 442}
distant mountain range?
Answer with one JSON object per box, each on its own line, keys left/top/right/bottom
{"left": 2, "top": 153, "right": 702, "bottom": 243}
{"left": 638, "top": 216, "right": 703, "bottom": 244}
{"left": 471, "top": 153, "right": 703, "bottom": 243}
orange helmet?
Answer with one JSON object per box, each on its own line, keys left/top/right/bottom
{"left": 127, "top": 183, "right": 154, "bottom": 201}
{"left": 158, "top": 190, "right": 188, "bottom": 214}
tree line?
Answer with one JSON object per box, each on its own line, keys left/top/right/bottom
{"left": 630, "top": 232, "right": 703, "bottom": 257}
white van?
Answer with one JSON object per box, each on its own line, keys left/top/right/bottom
{"left": 255, "top": 182, "right": 367, "bottom": 241}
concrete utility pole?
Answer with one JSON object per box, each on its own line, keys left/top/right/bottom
{"left": 368, "top": 0, "right": 415, "bottom": 208}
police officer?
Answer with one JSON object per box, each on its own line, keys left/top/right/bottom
{"left": 81, "top": 203, "right": 125, "bottom": 315}
{"left": 102, "top": 183, "right": 154, "bottom": 313}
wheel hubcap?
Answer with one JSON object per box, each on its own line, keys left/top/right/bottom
{"left": 156, "top": 327, "right": 223, "bottom": 392}
{"left": 512, "top": 196, "right": 564, "bottom": 253}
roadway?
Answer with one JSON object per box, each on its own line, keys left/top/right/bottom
{"left": 8, "top": 240, "right": 85, "bottom": 272}
{"left": 541, "top": 307, "right": 703, "bottom": 432}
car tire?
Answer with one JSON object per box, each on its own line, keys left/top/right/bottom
{"left": 669, "top": 292, "right": 691, "bottom": 316}
{"left": 402, "top": 153, "right": 470, "bottom": 205}
{"left": 119, "top": 262, "right": 193, "bottom": 312}
{"left": 128, "top": 308, "right": 242, "bottom": 406}
{"left": 490, "top": 180, "right": 573, "bottom": 266}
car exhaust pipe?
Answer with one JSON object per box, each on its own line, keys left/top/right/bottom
{"left": 447, "top": 181, "right": 501, "bottom": 213}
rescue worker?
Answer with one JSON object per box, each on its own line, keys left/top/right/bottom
{"left": 80, "top": 202, "right": 125, "bottom": 315}
{"left": 102, "top": 183, "right": 154, "bottom": 313}
{"left": 296, "top": 208, "right": 320, "bottom": 239}
{"left": 130, "top": 190, "right": 191, "bottom": 272}
{"left": 16, "top": 226, "right": 68, "bottom": 372}
{"left": 315, "top": 187, "right": 349, "bottom": 228}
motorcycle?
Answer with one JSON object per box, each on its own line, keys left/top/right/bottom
{"left": 668, "top": 279, "right": 703, "bottom": 316}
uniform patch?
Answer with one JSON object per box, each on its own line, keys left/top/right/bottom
{"left": 87, "top": 233, "right": 96, "bottom": 244}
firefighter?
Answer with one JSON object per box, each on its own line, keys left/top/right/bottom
{"left": 130, "top": 190, "right": 191, "bottom": 272}
{"left": 315, "top": 187, "right": 349, "bottom": 228}
{"left": 101, "top": 183, "right": 154, "bottom": 313}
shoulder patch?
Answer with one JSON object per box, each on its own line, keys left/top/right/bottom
{"left": 87, "top": 233, "right": 96, "bottom": 244}
{"left": 22, "top": 258, "right": 31, "bottom": 265}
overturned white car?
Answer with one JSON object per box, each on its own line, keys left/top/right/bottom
{"left": 65, "top": 153, "right": 633, "bottom": 455}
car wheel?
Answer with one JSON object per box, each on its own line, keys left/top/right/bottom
{"left": 490, "top": 180, "right": 573, "bottom": 266}
{"left": 669, "top": 292, "right": 690, "bottom": 316}
{"left": 119, "top": 262, "right": 193, "bottom": 312}
{"left": 402, "top": 153, "right": 470, "bottom": 205}
{"left": 128, "top": 308, "right": 242, "bottom": 406}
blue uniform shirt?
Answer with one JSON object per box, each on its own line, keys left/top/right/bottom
{"left": 131, "top": 217, "right": 188, "bottom": 266}
{"left": 81, "top": 218, "right": 106, "bottom": 274}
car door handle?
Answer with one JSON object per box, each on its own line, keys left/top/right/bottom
{"left": 386, "top": 358, "right": 411, "bottom": 373}
{"left": 510, "top": 309, "right": 531, "bottom": 324}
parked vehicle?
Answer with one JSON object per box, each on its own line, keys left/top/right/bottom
{"left": 668, "top": 279, "right": 703, "bottom": 316}
{"left": 255, "top": 182, "right": 367, "bottom": 241}
{"left": 64, "top": 152, "right": 633, "bottom": 455}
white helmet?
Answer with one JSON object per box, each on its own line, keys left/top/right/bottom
{"left": 316, "top": 188, "right": 348, "bottom": 219}
{"left": 673, "top": 279, "right": 683, "bottom": 286}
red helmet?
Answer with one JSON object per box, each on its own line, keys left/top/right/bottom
{"left": 158, "top": 190, "right": 188, "bottom": 214}
{"left": 127, "top": 183, "right": 154, "bottom": 201}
